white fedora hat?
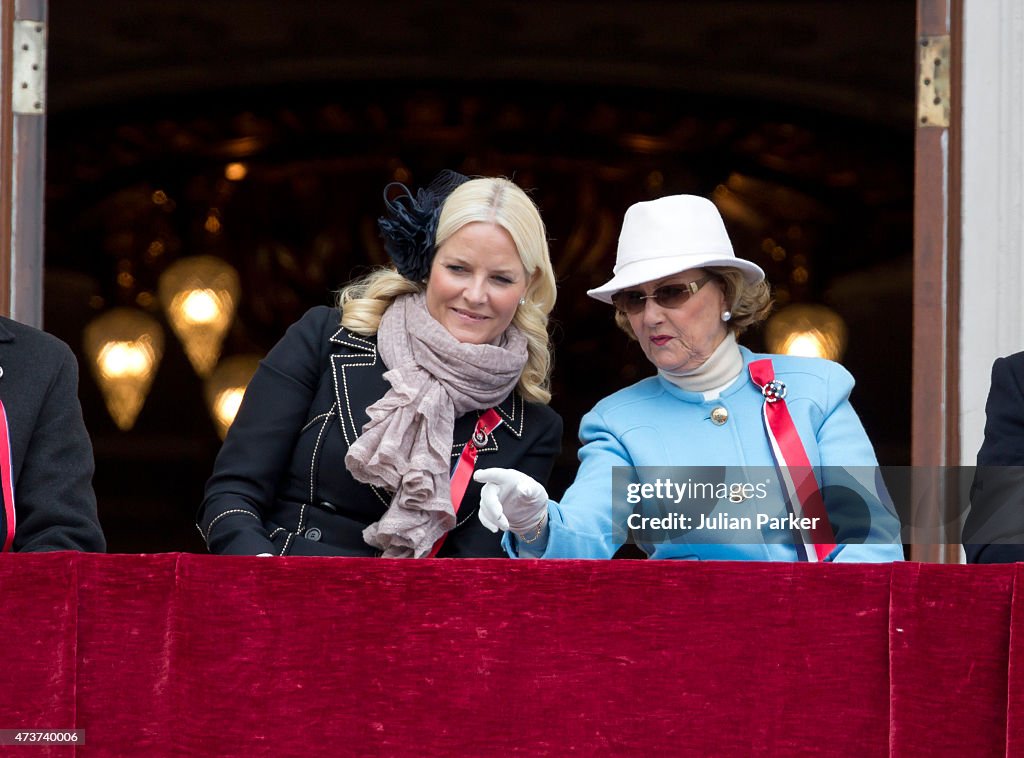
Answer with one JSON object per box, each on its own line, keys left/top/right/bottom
{"left": 587, "top": 195, "right": 765, "bottom": 304}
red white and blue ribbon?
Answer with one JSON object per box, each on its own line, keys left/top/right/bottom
{"left": 749, "top": 359, "right": 835, "bottom": 562}
{"left": 428, "top": 408, "right": 504, "bottom": 558}
{"left": 0, "top": 399, "right": 15, "bottom": 552}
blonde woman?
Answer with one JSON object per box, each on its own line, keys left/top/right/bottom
{"left": 199, "top": 172, "right": 561, "bottom": 557}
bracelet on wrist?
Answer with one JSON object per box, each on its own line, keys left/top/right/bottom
{"left": 516, "top": 515, "right": 547, "bottom": 544}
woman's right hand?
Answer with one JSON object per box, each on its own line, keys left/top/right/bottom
{"left": 474, "top": 468, "right": 549, "bottom": 535}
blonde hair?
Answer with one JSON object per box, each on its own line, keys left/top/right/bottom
{"left": 613, "top": 266, "right": 773, "bottom": 340}
{"left": 338, "top": 176, "right": 557, "bottom": 404}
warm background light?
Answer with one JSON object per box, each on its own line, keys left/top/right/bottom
{"left": 158, "top": 256, "right": 240, "bottom": 377}
{"left": 177, "top": 288, "right": 222, "bottom": 325}
{"left": 213, "top": 388, "right": 246, "bottom": 427}
{"left": 83, "top": 308, "right": 165, "bottom": 431}
{"left": 97, "top": 341, "right": 153, "bottom": 379}
{"left": 224, "top": 162, "right": 248, "bottom": 181}
{"left": 780, "top": 332, "right": 830, "bottom": 358}
{"left": 204, "top": 354, "right": 262, "bottom": 439}
{"left": 765, "top": 304, "right": 848, "bottom": 362}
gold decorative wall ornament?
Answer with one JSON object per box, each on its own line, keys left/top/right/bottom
{"left": 203, "top": 354, "right": 262, "bottom": 439}
{"left": 158, "top": 256, "right": 240, "bottom": 377}
{"left": 765, "top": 304, "right": 848, "bottom": 362}
{"left": 83, "top": 308, "right": 165, "bottom": 431}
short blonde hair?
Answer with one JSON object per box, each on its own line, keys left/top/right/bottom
{"left": 613, "top": 266, "right": 773, "bottom": 340}
{"left": 338, "top": 176, "right": 557, "bottom": 404}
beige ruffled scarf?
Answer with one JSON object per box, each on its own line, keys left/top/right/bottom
{"left": 345, "top": 292, "right": 528, "bottom": 557}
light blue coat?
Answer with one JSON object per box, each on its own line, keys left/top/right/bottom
{"left": 505, "top": 347, "right": 903, "bottom": 561}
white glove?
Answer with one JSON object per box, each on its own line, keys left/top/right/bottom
{"left": 473, "top": 468, "right": 549, "bottom": 534}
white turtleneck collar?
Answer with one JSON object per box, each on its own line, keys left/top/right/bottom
{"left": 658, "top": 331, "right": 743, "bottom": 399}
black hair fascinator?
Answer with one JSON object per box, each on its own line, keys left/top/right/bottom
{"left": 378, "top": 170, "right": 471, "bottom": 281}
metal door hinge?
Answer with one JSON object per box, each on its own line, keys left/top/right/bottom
{"left": 12, "top": 20, "right": 46, "bottom": 115}
{"left": 918, "top": 35, "right": 949, "bottom": 128}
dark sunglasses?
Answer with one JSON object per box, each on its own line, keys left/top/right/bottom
{"left": 611, "top": 275, "right": 714, "bottom": 314}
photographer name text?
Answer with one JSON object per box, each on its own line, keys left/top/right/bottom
{"left": 626, "top": 512, "right": 821, "bottom": 532}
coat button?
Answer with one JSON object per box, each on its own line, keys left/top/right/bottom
{"left": 710, "top": 406, "right": 729, "bottom": 425}
{"left": 305, "top": 527, "right": 322, "bottom": 542}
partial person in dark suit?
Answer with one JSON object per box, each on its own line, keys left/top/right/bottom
{"left": 198, "top": 171, "right": 562, "bottom": 557}
{"left": 0, "top": 316, "right": 105, "bottom": 552}
{"left": 965, "top": 351, "right": 1024, "bottom": 562}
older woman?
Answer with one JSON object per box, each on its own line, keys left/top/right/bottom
{"left": 198, "top": 172, "right": 561, "bottom": 557}
{"left": 476, "top": 194, "right": 902, "bottom": 561}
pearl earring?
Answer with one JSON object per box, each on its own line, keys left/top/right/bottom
{"left": 519, "top": 297, "right": 526, "bottom": 306}
{"left": 721, "top": 310, "right": 732, "bottom": 322}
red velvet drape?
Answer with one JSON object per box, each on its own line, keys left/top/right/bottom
{"left": 0, "top": 554, "right": 1017, "bottom": 756}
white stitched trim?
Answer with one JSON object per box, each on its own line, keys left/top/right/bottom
{"left": 455, "top": 506, "right": 478, "bottom": 527}
{"left": 495, "top": 392, "right": 525, "bottom": 437}
{"left": 328, "top": 333, "right": 393, "bottom": 509}
{"left": 280, "top": 504, "right": 311, "bottom": 557}
{"left": 341, "top": 331, "right": 377, "bottom": 351}
{"left": 268, "top": 527, "right": 286, "bottom": 539}
{"left": 332, "top": 357, "right": 355, "bottom": 445}
{"left": 451, "top": 436, "right": 498, "bottom": 457}
{"left": 330, "top": 325, "right": 376, "bottom": 349}
{"left": 371, "top": 484, "right": 390, "bottom": 507}
{"left": 330, "top": 357, "right": 350, "bottom": 445}
{"left": 309, "top": 410, "right": 334, "bottom": 503}
{"left": 203, "top": 508, "right": 259, "bottom": 544}
{"left": 334, "top": 354, "right": 376, "bottom": 443}
{"left": 301, "top": 409, "right": 334, "bottom": 433}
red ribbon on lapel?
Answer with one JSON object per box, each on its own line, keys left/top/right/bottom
{"left": 749, "top": 359, "right": 835, "bottom": 562}
{"left": 0, "top": 399, "right": 15, "bottom": 552}
{"left": 428, "top": 408, "right": 503, "bottom": 558}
